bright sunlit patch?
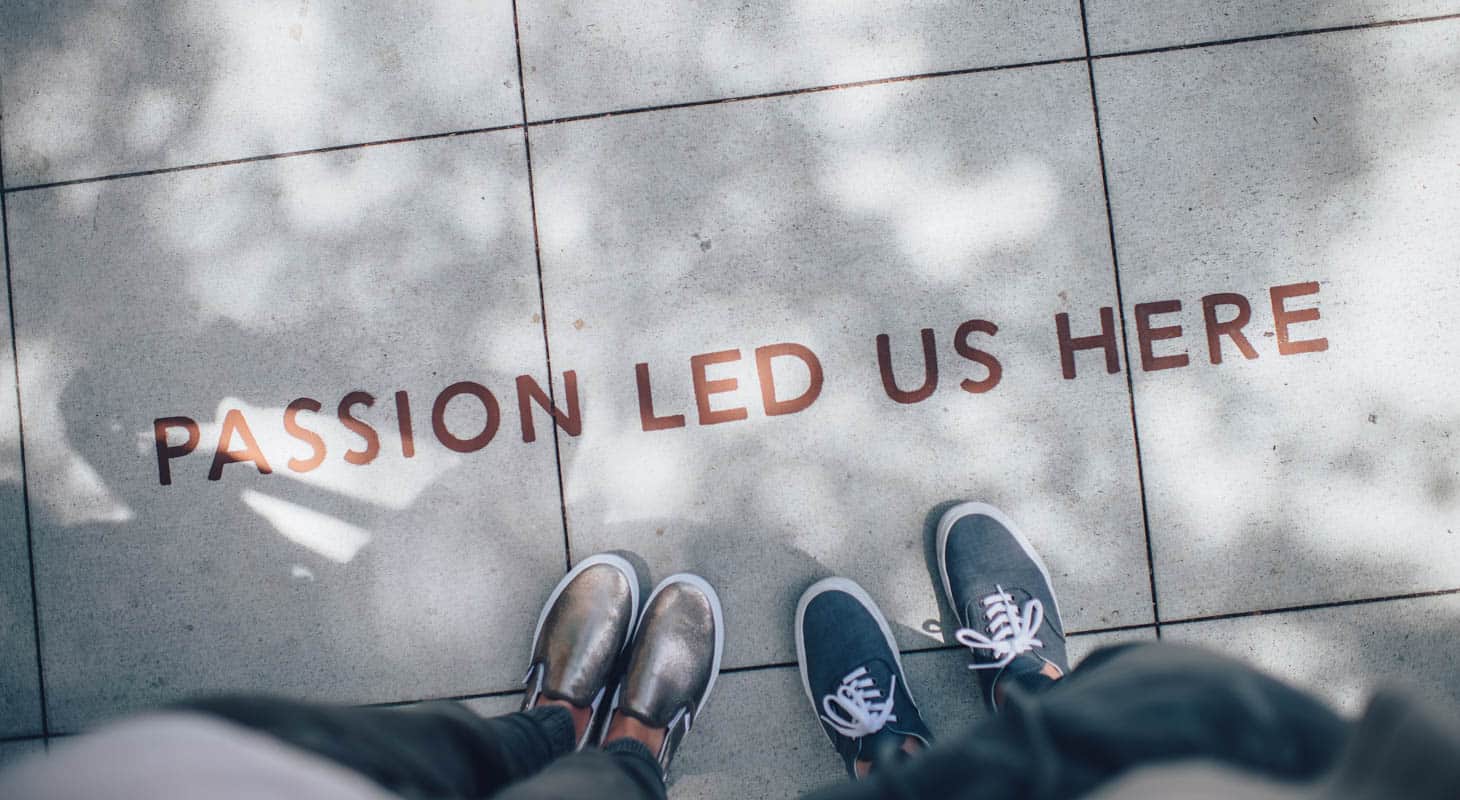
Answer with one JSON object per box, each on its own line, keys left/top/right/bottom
{"left": 16, "top": 340, "right": 134, "bottom": 525}
{"left": 187, "top": 240, "right": 289, "bottom": 329}
{"left": 125, "top": 89, "right": 183, "bottom": 153}
{"left": 579, "top": 431, "right": 697, "bottom": 524}
{"left": 209, "top": 397, "right": 460, "bottom": 510}
{"left": 823, "top": 154, "right": 1057, "bottom": 280}
{"left": 61, "top": 457, "right": 134, "bottom": 524}
{"left": 242, "top": 489, "right": 371, "bottom": 563}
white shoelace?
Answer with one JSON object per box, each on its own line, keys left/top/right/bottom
{"left": 820, "top": 666, "right": 898, "bottom": 738}
{"left": 954, "top": 586, "right": 1045, "bottom": 671}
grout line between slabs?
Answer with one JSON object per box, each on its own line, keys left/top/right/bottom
{"left": 521, "top": 54, "right": 1083, "bottom": 127}
{"left": 3, "top": 123, "right": 523, "bottom": 194}
{"left": 323, "top": 586, "right": 1460, "bottom": 710}
{"left": 5, "top": 11, "right": 1458, "bottom": 195}
{"left": 690, "top": 584, "right": 1460, "bottom": 679}
{"left": 1078, "top": 0, "right": 1162, "bottom": 638}
{"left": 1161, "top": 586, "right": 1460, "bottom": 628}
{"left": 510, "top": 0, "right": 573, "bottom": 574}
{"left": 3, "top": 4, "right": 1455, "bottom": 735}
{"left": 368, "top": 620, "right": 1169, "bottom": 709}
{"left": 368, "top": 685, "right": 526, "bottom": 710}
{"left": 720, "top": 621, "right": 1164, "bottom": 677}
{"left": 0, "top": 84, "right": 52, "bottom": 739}
{"left": 1087, "top": 10, "right": 1460, "bottom": 59}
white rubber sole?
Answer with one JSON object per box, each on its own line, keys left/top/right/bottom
{"left": 794, "top": 576, "right": 917, "bottom": 738}
{"left": 935, "top": 502, "right": 1061, "bottom": 625}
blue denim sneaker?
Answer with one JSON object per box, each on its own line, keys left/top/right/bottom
{"left": 796, "top": 577, "right": 933, "bottom": 778}
{"left": 937, "top": 502, "right": 1069, "bottom": 712}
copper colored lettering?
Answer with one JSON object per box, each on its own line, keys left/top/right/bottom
{"left": 208, "top": 409, "right": 273, "bottom": 481}
{"left": 395, "top": 391, "right": 416, "bottom": 459}
{"left": 154, "top": 416, "right": 200, "bottom": 486}
{"left": 1134, "top": 300, "right": 1190, "bottom": 372}
{"left": 635, "top": 363, "right": 686, "bottom": 432}
{"left": 517, "top": 371, "right": 583, "bottom": 443}
{"left": 1270, "top": 282, "right": 1328, "bottom": 356}
{"left": 691, "top": 349, "right": 748, "bottom": 425}
{"left": 1056, "top": 307, "right": 1121, "bottom": 380}
{"left": 876, "top": 329, "right": 938, "bottom": 404}
{"left": 953, "top": 319, "right": 1002, "bottom": 394}
{"left": 338, "top": 391, "right": 380, "bottom": 466}
{"left": 755, "top": 343, "right": 823, "bottom": 417}
{"left": 283, "top": 398, "right": 327, "bottom": 473}
{"left": 431, "top": 381, "right": 500, "bottom": 453}
{"left": 1202, "top": 293, "right": 1259, "bottom": 364}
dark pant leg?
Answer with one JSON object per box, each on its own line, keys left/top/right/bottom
{"left": 804, "top": 642, "right": 1350, "bottom": 800}
{"left": 178, "top": 696, "right": 575, "bottom": 799}
{"left": 494, "top": 739, "right": 667, "bottom": 800}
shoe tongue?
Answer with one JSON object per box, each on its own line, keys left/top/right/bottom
{"left": 859, "top": 657, "right": 897, "bottom": 689}
{"left": 967, "top": 586, "right": 1039, "bottom": 634}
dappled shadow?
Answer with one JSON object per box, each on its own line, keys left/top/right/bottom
{"left": 1085, "top": 0, "right": 1460, "bottom": 54}
{"left": 0, "top": 1, "right": 1455, "bottom": 772}
{"left": 1093, "top": 15, "right": 1460, "bottom": 621}
{"left": 0, "top": 0, "right": 522, "bottom": 186}
{"left": 515, "top": 0, "right": 1086, "bottom": 121}
{"left": 6, "top": 104, "right": 569, "bottom": 730}
{"left": 0, "top": 477, "right": 42, "bottom": 738}
{"left": 529, "top": 57, "right": 1154, "bottom": 672}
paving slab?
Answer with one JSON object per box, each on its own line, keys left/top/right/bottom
{"left": 672, "top": 628, "right": 1155, "bottom": 799}
{"left": 516, "top": 0, "right": 1085, "bottom": 120}
{"left": 5, "top": 131, "right": 567, "bottom": 732}
{"left": 1085, "top": 0, "right": 1460, "bottom": 54}
{"left": 0, "top": 739, "right": 45, "bottom": 771}
{"left": 0, "top": 256, "right": 41, "bottom": 739}
{"left": 458, "top": 693, "right": 525, "bottom": 719}
{"left": 1093, "top": 21, "right": 1460, "bottom": 620}
{"left": 1166, "top": 594, "right": 1460, "bottom": 715}
{"left": 531, "top": 64, "right": 1154, "bottom": 670}
{"left": 0, "top": 0, "right": 522, "bottom": 187}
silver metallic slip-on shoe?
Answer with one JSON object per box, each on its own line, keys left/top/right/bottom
{"left": 604, "top": 573, "right": 724, "bottom": 772}
{"left": 522, "top": 553, "right": 641, "bottom": 749}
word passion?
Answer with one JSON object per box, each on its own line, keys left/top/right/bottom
{"left": 153, "top": 282, "right": 1326, "bottom": 485}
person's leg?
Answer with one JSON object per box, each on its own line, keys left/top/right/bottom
{"left": 794, "top": 577, "right": 935, "bottom": 779}
{"left": 794, "top": 502, "right": 1071, "bottom": 788}
{"left": 937, "top": 502, "right": 1072, "bottom": 712}
{"left": 179, "top": 696, "right": 576, "bottom": 798}
{"left": 182, "top": 553, "right": 645, "bottom": 799}
{"left": 491, "top": 743, "right": 666, "bottom": 800}
{"left": 803, "top": 641, "right": 1348, "bottom": 800}
{"left": 498, "top": 572, "right": 726, "bottom": 800}
{"left": 799, "top": 502, "right": 1347, "bottom": 799}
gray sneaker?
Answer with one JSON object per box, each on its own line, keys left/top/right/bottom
{"left": 937, "top": 502, "right": 1069, "bottom": 712}
{"left": 522, "top": 553, "right": 641, "bottom": 749}
{"left": 604, "top": 573, "right": 724, "bottom": 772}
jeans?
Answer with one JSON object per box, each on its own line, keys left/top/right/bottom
{"left": 180, "top": 697, "right": 665, "bottom": 800}
{"left": 805, "top": 642, "right": 1350, "bottom": 800}
{"left": 185, "top": 642, "right": 1350, "bottom": 800}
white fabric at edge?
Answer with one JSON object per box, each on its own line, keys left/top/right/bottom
{"left": 0, "top": 712, "right": 400, "bottom": 800}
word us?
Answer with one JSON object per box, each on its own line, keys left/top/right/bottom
{"left": 153, "top": 281, "right": 1326, "bottom": 486}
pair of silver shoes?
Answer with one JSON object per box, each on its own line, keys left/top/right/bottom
{"left": 520, "top": 554, "right": 724, "bottom": 773}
